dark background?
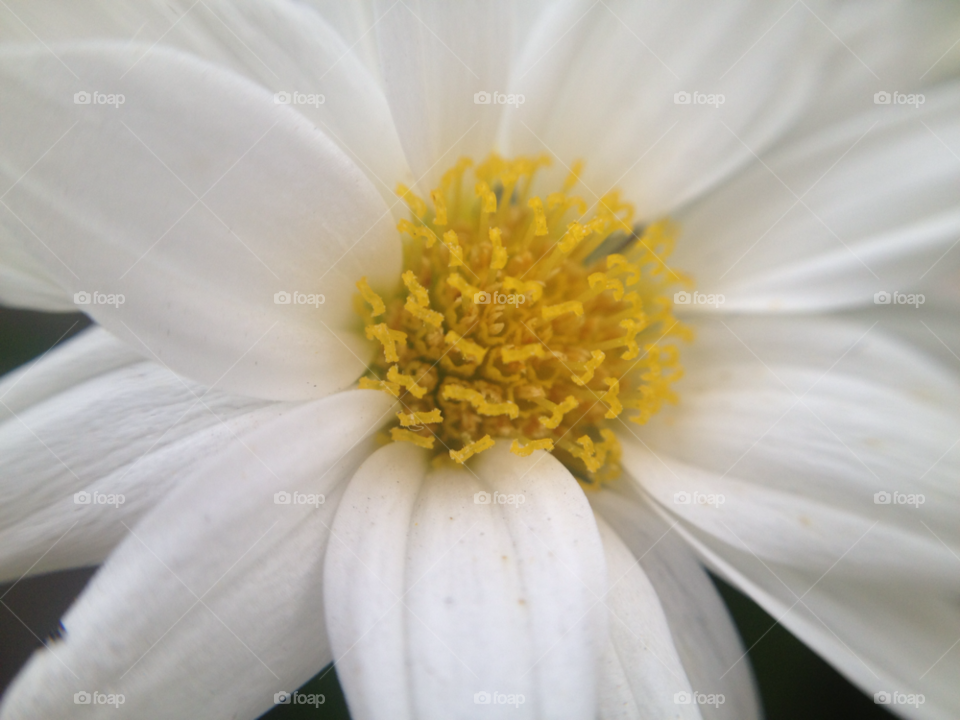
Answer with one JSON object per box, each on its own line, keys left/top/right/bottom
{"left": 0, "top": 308, "right": 894, "bottom": 719}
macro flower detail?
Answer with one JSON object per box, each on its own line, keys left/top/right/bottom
{"left": 357, "top": 154, "right": 689, "bottom": 480}
{"left": 0, "top": 2, "right": 959, "bottom": 720}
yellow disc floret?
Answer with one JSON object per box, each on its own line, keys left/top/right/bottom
{"left": 354, "top": 154, "right": 692, "bottom": 485}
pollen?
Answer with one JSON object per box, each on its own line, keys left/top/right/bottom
{"left": 355, "top": 154, "right": 691, "bottom": 484}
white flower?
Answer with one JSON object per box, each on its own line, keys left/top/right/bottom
{"left": 1, "top": 1, "right": 960, "bottom": 719}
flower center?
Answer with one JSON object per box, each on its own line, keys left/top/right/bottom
{"left": 355, "top": 154, "right": 690, "bottom": 484}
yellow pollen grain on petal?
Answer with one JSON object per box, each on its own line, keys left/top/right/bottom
{"left": 510, "top": 438, "right": 554, "bottom": 457}
{"left": 450, "top": 435, "right": 494, "bottom": 464}
{"left": 539, "top": 395, "right": 578, "bottom": 429}
{"left": 489, "top": 227, "right": 507, "bottom": 270}
{"left": 475, "top": 181, "right": 497, "bottom": 214}
{"left": 391, "top": 427, "right": 435, "bottom": 449}
{"left": 430, "top": 189, "right": 447, "bottom": 226}
{"left": 359, "top": 377, "right": 400, "bottom": 397}
{"left": 588, "top": 272, "right": 624, "bottom": 301}
{"left": 442, "top": 230, "right": 465, "bottom": 267}
{"left": 572, "top": 350, "right": 605, "bottom": 387}
{"left": 445, "top": 331, "right": 487, "bottom": 363}
{"left": 446, "top": 272, "right": 479, "bottom": 299}
{"left": 365, "top": 323, "right": 407, "bottom": 363}
{"left": 503, "top": 277, "right": 543, "bottom": 303}
{"left": 396, "top": 183, "right": 427, "bottom": 219}
{"left": 398, "top": 408, "right": 443, "bottom": 427}
{"left": 542, "top": 301, "right": 583, "bottom": 321}
{"left": 387, "top": 365, "right": 427, "bottom": 399}
{"left": 527, "top": 197, "right": 548, "bottom": 236}
{"left": 501, "top": 343, "right": 545, "bottom": 363}
{"left": 356, "top": 276, "right": 385, "bottom": 317}
{"left": 601, "top": 377, "right": 622, "bottom": 419}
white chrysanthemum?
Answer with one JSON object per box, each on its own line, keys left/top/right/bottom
{"left": 1, "top": 1, "right": 959, "bottom": 719}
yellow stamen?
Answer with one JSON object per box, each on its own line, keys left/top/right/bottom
{"left": 365, "top": 323, "right": 407, "bottom": 363}
{"left": 387, "top": 365, "right": 426, "bottom": 399}
{"left": 430, "top": 189, "right": 447, "bottom": 226}
{"left": 489, "top": 227, "right": 507, "bottom": 270}
{"left": 442, "top": 230, "right": 465, "bottom": 267}
{"left": 396, "top": 183, "right": 427, "bottom": 218}
{"left": 392, "top": 427, "right": 434, "bottom": 449}
{"left": 445, "top": 331, "right": 487, "bottom": 363}
{"left": 501, "top": 343, "right": 545, "bottom": 363}
{"left": 542, "top": 301, "right": 584, "bottom": 321}
{"left": 572, "top": 350, "right": 605, "bottom": 387}
{"left": 398, "top": 409, "right": 443, "bottom": 427}
{"left": 442, "top": 384, "right": 519, "bottom": 419}
{"left": 359, "top": 377, "right": 400, "bottom": 397}
{"left": 356, "top": 276, "right": 385, "bottom": 317}
{"left": 450, "top": 435, "right": 494, "bottom": 464}
{"left": 528, "top": 197, "right": 548, "bottom": 236}
{"left": 510, "top": 438, "right": 554, "bottom": 457}
{"left": 539, "top": 395, "right": 579, "bottom": 429}
{"left": 601, "top": 378, "right": 622, "bottom": 418}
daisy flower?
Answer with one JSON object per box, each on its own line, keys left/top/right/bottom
{"left": 1, "top": 1, "right": 959, "bottom": 719}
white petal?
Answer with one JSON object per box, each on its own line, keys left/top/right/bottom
{"left": 674, "top": 83, "right": 960, "bottom": 312}
{"left": 0, "top": 335, "right": 312, "bottom": 580}
{"left": 593, "top": 491, "right": 761, "bottom": 720}
{"left": 0, "top": 0, "right": 409, "bottom": 201}
{"left": 0, "top": 389, "right": 395, "bottom": 720}
{"left": 373, "top": 0, "right": 515, "bottom": 190}
{"left": 673, "top": 522, "right": 960, "bottom": 720}
{"left": 505, "top": 0, "right": 827, "bottom": 218}
{"left": 325, "top": 442, "right": 606, "bottom": 720}
{"left": 784, "top": 0, "right": 960, "bottom": 140}
{"left": 593, "top": 515, "right": 703, "bottom": 720}
{"left": 0, "top": 44, "right": 398, "bottom": 401}
{"left": 618, "top": 315, "right": 960, "bottom": 580}
{"left": 0, "top": 219, "right": 73, "bottom": 311}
